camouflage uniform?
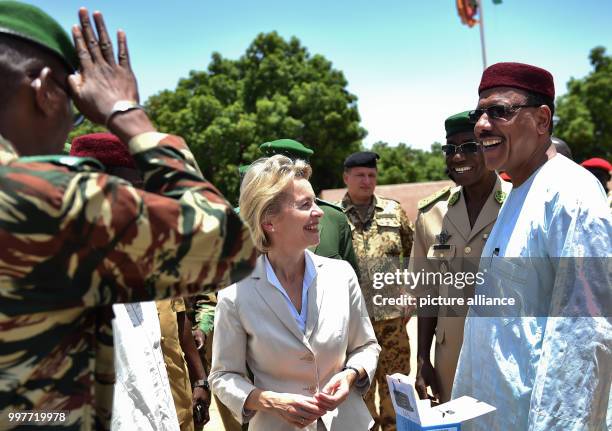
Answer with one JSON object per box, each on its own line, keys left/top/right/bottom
{"left": 339, "top": 193, "right": 414, "bottom": 431}
{"left": 0, "top": 132, "right": 256, "bottom": 430}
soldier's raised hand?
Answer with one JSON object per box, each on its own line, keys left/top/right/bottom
{"left": 68, "top": 9, "right": 140, "bottom": 127}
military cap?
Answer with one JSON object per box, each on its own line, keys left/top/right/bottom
{"left": 445, "top": 110, "right": 476, "bottom": 138}
{"left": 479, "top": 62, "right": 554, "bottom": 100}
{"left": 0, "top": 1, "right": 78, "bottom": 71}
{"left": 344, "top": 151, "right": 379, "bottom": 169}
{"left": 71, "top": 133, "right": 135, "bottom": 169}
{"left": 259, "top": 139, "right": 314, "bottom": 160}
{"left": 581, "top": 157, "right": 612, "bottom": 173}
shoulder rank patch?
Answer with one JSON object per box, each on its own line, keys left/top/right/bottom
{"left": 315, "top": 198, "right": 344, "bottom": 212}
{"left": 448, "top": 190, "right": 461, "bottom": 206}
{"left": 494, "top": 190, "right": 507, "bottom": 204}
{"left": 417, "top": 186, "right": 451, "bottom": 210}
{"left": 18, "top": 155, "right": 104, "bottom": 172}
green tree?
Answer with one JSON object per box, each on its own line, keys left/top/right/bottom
{"left": 144, "top": 32, "right": 365, "bottom": 203}
{"left": 555, "top": 46, "right": 612, "bottom": 162}
{"left": 373, "top": 141, "right": 448, "bottom": 185}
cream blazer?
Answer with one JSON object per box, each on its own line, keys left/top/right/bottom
{"left": 209, "top": 251, "right": 380, "bottom": 431}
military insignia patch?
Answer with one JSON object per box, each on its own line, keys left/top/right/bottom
{"left": 494, "top": 190, "right": 507, "bottom": 204}
{"left": 448, "top": 191, "right": 460, "bottom": 206}
{"left": 436, "top": 229, "right": 452, "bottom": 245}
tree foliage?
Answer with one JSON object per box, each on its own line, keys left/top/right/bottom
{"left": 142, "top": 32, "right": 365, "bottom": 203}
{"left": 555, "top": 46, "right": 612, "bottom": 162}
{"left": 373, "top": 141, "right": 448, "bottom": 185}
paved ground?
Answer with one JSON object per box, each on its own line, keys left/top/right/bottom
{"left": 202, "top": 318, "right": 420, "bottom": 430}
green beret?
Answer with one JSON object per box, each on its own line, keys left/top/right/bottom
{"left": 238, "top": 164, "right": 251, "bottom": 176}
{"left": 259, "top": 139, "right": 314, "bottom": 160}
{"left": 445, "top": 111, "right": 476, "bottom": 138}
{"left": 0, "top": 1, "right": 78, "bottom": 71}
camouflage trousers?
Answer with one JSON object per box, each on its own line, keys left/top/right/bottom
{"left": 365, "top": 317, "right": 410, "bottom": 431}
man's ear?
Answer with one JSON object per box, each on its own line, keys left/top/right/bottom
{"left": 534, "top": 105, "right": 552, "bottom": 135}
{"left": 342, "top": 171, "right": 349, "bottom": 186}
{"left": 31, "top": 67, "right": 60, "bottom": 117}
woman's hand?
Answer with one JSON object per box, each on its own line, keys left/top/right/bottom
{"left": 313, "top": 369, "right": 357, "bottom": 411}
{"left": 246, "top": 389, "right": 326, "bottom": 428}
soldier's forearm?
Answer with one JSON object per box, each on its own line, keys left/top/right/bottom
{"left": 417, "top": 316, "right": 437, "bottom": 359}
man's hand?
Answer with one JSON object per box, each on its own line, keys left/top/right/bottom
{"left": 192, "top": 386, "right": 210, "bottom": 426}
{"left": 192, "top": 328, "right": 205, "bottom": 350}
{"left": 247, "top": 390, "right": 326, "bottom": 429}
{"left": 415, "top": 356, "right": 440, "bottom": 402}
{"left": 68, "top": 9, "right": 138, "bottom": 123}
{"left": 313, "top": 369, "right": 356, "bottom": 411}
{"left": 68, "top": 9, "right": 154, "bottom": 142}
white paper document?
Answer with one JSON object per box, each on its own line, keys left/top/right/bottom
{"left": 387, "top": 374, "right": 496, "bottom": 430}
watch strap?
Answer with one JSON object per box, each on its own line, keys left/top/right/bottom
{"left": 192, "top": 379, "right": 210, "bottom": 390}
{"left": 105, "top": 100, "right": 145, "bottom": 127}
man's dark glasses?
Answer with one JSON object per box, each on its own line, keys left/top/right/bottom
{"left": 441, "top": 141, "right": 481, "bottom": 156}
{"left": 468, "top": 104, "right": 541, "bottom": 122}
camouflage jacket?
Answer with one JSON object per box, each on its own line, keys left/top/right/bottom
{"left": 339, "top": 194, "right": 414, "bottom": 322}
{"left": 0, "top": 132, "right": 256, "bottom": 430}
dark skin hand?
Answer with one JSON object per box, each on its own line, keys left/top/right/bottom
{"left": 192, "top": 328, "right": 205, "bottom": 351}
{"left": 178, "top": 310, "right": 210, "bottom": 427}
{"left": 415, "top": 316, "right": 440, "bottom": 402}
{"left": 68, "top": 8, "right": 155, "bottom": 143}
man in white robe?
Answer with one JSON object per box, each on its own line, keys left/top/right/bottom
{"left": 452, "top": 62, "right": 611, "bottom": 430}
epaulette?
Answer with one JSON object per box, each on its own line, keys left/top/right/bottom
{"left": 18, "top": 155, "right": 104, "bottom": 172}
{"left": 448, "top": 189, "right": 461, "bottom": 206}
{"left": 417, "top": 186, "right": 451, "bottom": 210}
{"left": 315, "top": 198, "right": 344, "bottom": 212}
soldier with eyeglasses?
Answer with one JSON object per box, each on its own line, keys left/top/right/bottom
{"left": 408, "top": 111, "right": 511, "bottom": 404}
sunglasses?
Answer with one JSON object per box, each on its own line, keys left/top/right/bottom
{"left": 468, "top": 104, "right": 540, "bottom": 122}
{"left": 441, "top": 141, "right": 481, "bottom": 156}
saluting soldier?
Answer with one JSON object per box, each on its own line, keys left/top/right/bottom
{"left": 338, "top": 151, "right": 413, "bottom": 431}
{"left": 410, "top": 111, "right": 511, "bottom": 403}
{"left": 0, "top": 4, "right": 255, "bottom": 430}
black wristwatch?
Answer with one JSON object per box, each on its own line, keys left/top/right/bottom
{"left": 192, "top": 379, "right": 210, "bottom": 391}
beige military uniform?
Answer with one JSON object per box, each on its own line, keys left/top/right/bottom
{"left": 157, "top": 298, "right": 194, "bottom": 431}
{"left": 409, "top": 177, "right": 511, "bottom": 402}
{"left": 339, "top": 193, "right": 414, "bottom": 431}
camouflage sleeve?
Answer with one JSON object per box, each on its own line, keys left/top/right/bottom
{"left": 0, "top": 132, "right": 256, "bottom": 310}
{"left": 399, "top": 207, "right": 415, "bottom": 259}
{"left": 193, "top": 293, "right": 217, "bottom": 335}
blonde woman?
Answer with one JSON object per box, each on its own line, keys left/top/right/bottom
{"left": 209, "top": 156, "right": 380, "bottom": 430}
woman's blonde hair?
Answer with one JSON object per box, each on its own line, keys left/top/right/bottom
{"left": 239, "top": 155, "right": 312, "bottom": 253}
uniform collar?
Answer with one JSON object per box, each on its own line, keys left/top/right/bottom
{"left": 447, "top": 176, "right": 509, "bottom": 243}
{"left": 0, "top": 134, "right": 19, "bottom": 165}
{"left": 342, "top": 192, "right": 382, "bottom": 212}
